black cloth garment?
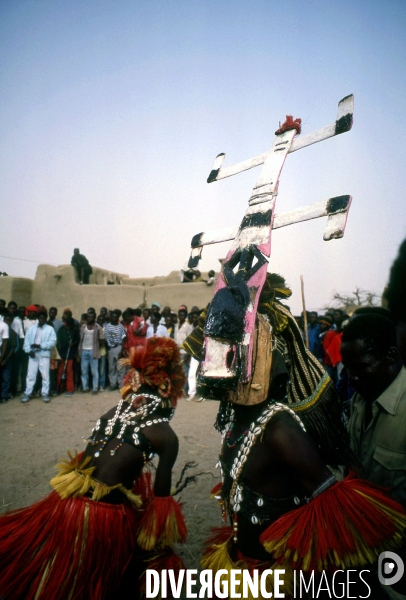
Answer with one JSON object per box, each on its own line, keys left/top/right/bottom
{"left": 57, "top": 325, "right": 80, "bottom": 360}
{"left": 71, "top": 253, "right": 93, "bottom": 283}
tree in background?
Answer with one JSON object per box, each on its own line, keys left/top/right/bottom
{"left": 324, "top": 287, "right": 380, "bottom": 314}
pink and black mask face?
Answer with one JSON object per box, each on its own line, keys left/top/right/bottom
{"left": 198, "top": 244, "right": 269, "bottom": 400}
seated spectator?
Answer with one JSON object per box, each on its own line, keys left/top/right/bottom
{"left": 146, "top": 312, "right": 169, "bottom": 338}
{"left": 206, "top": 269, "right": 216, "bottom": 285}
{"left": 56, "top": 317, "right": 80, "bottom": 396}
{"left": 104, "top": 310, "right": 126, "bottom": 391}
{"left": 181, "top": 268, "right": 202, "bottom": 283}
{"left": 71, "top": 248, "right": 92, "bottom": 284}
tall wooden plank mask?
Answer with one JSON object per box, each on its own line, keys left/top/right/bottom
{"left": 187, "top": 96, "right": 354, "bottom": 400}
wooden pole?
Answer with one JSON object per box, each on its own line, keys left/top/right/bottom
{"left": 301, "top": 275, "right": 309, "bottom": 348}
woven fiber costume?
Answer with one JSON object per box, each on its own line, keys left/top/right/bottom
{"left": 186, "top": 274, "right": 406, "bottom": 600}
{"left": 0, "top": 337, "right": 187, "bottom": 600}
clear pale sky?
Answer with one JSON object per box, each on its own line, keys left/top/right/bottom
{"left": 1, "top": 0, "right": 405, "bottom": 314}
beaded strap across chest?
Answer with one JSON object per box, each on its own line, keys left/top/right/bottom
{"left": 218, "top": 402, "right": 307, "bottom": 536}
{"left": 86, "top": 393, "right": 174, "bottom": 458}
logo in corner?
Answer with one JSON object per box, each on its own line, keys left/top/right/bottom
{"left": 378, "top": 551, "right": 404, "bottom": 586}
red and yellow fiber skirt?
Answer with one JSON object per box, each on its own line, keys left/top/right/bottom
{"left": 0, "top": 451, "right": 187, "bottom": 600}
{"left": 0, "top": 490, "right": 141, "bottom": 600}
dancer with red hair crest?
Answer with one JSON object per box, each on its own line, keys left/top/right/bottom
{"left": 0, "top": 337, "right": 187, "bottom": 600}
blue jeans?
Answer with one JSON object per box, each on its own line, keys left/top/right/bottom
{"left": 98, "top": 354, "right": 106, "bottom": 389}
{"left": 81, "top": 349, "right": 99, "bottom": 391}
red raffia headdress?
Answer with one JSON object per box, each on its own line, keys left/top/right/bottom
{"left": 120, "top": 337, "right": 185, "bottom": 407}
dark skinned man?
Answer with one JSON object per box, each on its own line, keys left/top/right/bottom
{"left": 342, "top": 313, "right": 406, "bottom": 599}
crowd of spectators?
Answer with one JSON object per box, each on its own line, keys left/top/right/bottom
{"left": 295, "top": 308, "right": 349, "bottom": 382}
{"left": 0, "top": 300, "right": 202, "bottom": 404}
{"left": 0, "top": 294, "right": 395, "bottom": 410}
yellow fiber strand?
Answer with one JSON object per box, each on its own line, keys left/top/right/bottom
{"left": 137, "top": 498, "right": 186, "bottom": 550}
{"left": 137, "top": 515, "right": 184, "bottom": 550}
{"left": 50, "top": 451, "right": 142, "bottom": 508}
{"left": 202, "top": 538, "right": 295, "bottom": 600}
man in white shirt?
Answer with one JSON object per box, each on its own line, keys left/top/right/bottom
{"left": 146, "top": 312, "right": 169, "bottom": 339}
{"left": 5, "top": 302, "right": 25, "bottom": 339}
{"left": 21, "top": 310, "right": 57, "bottom": 404}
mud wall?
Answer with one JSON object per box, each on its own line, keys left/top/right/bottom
{"left": 0, "top": 265, "right": 216, "bottom": 316}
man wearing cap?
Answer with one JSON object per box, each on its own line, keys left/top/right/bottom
{"left": 25, "top": 306, "right": 39, "bottom": 330}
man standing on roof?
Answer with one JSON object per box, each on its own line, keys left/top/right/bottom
{"left": 71, "top": 248, "right": 93, "bottom": 284}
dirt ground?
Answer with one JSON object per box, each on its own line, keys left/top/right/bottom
{"left": 0, "top": 390, "right": 224, "bottom": 570}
